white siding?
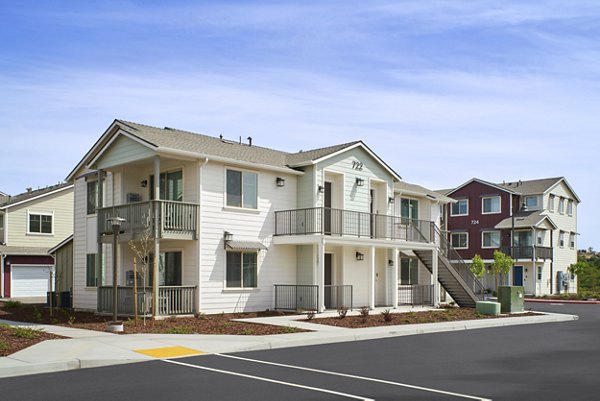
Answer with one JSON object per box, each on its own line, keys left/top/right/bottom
{"left": 73, "top": 175, "right": 96, "bottom": 310}
{"left": 95, "top": 135, "right": 155, "bottom": 170}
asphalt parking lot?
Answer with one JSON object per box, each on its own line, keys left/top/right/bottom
{"left": 1, "top": 302, "right": 597, "bottom": 401}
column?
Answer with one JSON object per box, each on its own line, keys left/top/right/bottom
{"left": 392, "top": 248, "right": 399, "bottom": 308}
{"left": 153, "top": 156, "right": 161, "bottom": 317}
{"left": 317, "top": 241, "right": 325, "bottom": 312}
{"left": 369, "top": 246, "right": 375, "bottom": 309}
{"left": 96, "top": 169, "right": 104, "bottom": 286}
{"left": 432, "top": 248, "right": 440, "bottom": 306}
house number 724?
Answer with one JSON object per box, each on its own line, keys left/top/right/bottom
{"left": 471, "top": 220, "right": 479, "bottom": 225}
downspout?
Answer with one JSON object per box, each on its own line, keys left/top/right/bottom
{"left": 550, "top": 230, "right": 554, "bottom": 293}
{"left": 197, "top": 157, "right": 208, "bottom": 314}
{"left": 0, "top": 251, "right": 4, "bottom": 298}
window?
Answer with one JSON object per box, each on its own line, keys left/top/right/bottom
{"left": 451, "top": 232, "right": 468, "bottom": 249}
{"left": 149, "top": 170, "right": 183, "bottom": 201}
{"left": 86, "top": 254, "right": 97, "bottom": 287}
{"left": 451, "top": 199, "right": 468, "bottom": 216}
{"left": 559, "top": 231, "right": 565, "bottom": 247}
{"left": 548, "top": 195, "right": 555, "bottom": 212}
{"left": 525, "top": 196, "right": 538, "bottom": 208}
{"left": 558, "top": 197, "right": 565, "bottom": 214}
{"left": 514, "top": 231, "right": 532, "bottom": 247}
{"left": 400, "top": 198, "right": 419, "bottom": 223}
{"left": 537, "top": 232, "right": 544, "bottom": 245}
{"left": 87, "top": 180, "right": 99, "bottom": 214}
{"left": 567, "top": 200, "right": 573, "bottom": 216}
{"left": 148, "top": 251, "right": 182, "bottom": 286}
{"left": 482, "top": 196, "right": 501, "bottom": 214}
{"left": 482, "top": 231, "right": 501, "bottom": 248}
{"left": 537, "top": 266, "right": 542, "bottom": 281}
{"left": 226, "top": 251, "right": 257, "bottom": 288}
{"left": 570, "top": 232, "right": 576, "bottom": 249}
{"left": 226, "top": 169, "right": 257, "bottom": 209}
{"left": 28, "top": 212, "right": 52, "bottom": 234}
{"left": 400, "top": 258, "right": 419, "bottom": 285}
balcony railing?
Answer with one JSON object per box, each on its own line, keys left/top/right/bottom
{"left": 500, "top": 246, "right": 553, "bottom": 260}
{"left": 97, "top": 200, "right": 198, "bottom": 240}
{"left": 97, "top": 285, "right": 196, "bottom": 316}
{"left": 275, "top": 207, "right": 434, "bottom": 243}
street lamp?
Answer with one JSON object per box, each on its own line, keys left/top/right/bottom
{"left": 107, "top": 216, "right": 126, "bottom": 332}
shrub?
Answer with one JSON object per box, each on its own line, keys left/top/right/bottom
{"left": 165, "top": 326, "right": 194, "bottom": 334}
{"left": 306, "top": 310, "right": 316, "bottom": 320}
{"left": 32, "top": 307, "right": 43, "bottom": 322}
{"left": 337, "top": 306, "right": 348, "bottom": 319}
{"left": 238, "top": 329, "right": 254, "bottom": 335}
{"left": 381, "top": 309, "right": 393, "bottom": 322}
{"left": 194, "top": 312, "right": 207, "bottom": 320}
{"left": 9, "top": 326, "right": 41, "bottom": 339}
{"left": 3, "top": 300, "right": 22, "bottom": 309}
{"left": 0, "top": 339, "right": 8, "bottom": 351}
{"left": 359, "top": 306, "right": 370, "bottom": 323}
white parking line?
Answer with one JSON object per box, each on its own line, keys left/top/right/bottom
{"left": 163, "top": 358, "right": 374, "bottom": 401}
{"left": 216, "top": 353, "right": 492, "bottom": 401}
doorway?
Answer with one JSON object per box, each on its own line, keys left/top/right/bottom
{"left": 513, "top": 265, "right": 524, "bottom": 286}
{"left": 324, "top": 181, "right": 332, "bottom": 235}
{"left": 324, "top": 253, "right": 333, "bottom": 309}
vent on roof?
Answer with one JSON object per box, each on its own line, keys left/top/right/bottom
{"left": 247, "top": 136, "right": 252, "bottom": 146}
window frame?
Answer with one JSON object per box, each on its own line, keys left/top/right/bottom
{"left": 450, "top": 199, "right": 469, "bottom": 217}
{"left": 567, "top": 200, "right": 573, "bottom": 216}
{"left": 400, "top": 258, "right": 419, "bottom": 285}
{"left": 27, "top": 210, "right": 54, "bottom": 235}
{"left": 225, "top": 168, "right": 258, "bottom": 210}
{"left": 524, "top": 196, "right": 539, "bottom": 209}
{"left": 149, "top": 168, "right": 184, "bottom": 202}
{"left": 558, "top": 197, "right": 565, "bottom": 214}
{"left": 569, "top": 232, "right": 576, "bottom": 249}
{"left": 450, "top": 232, "right": 469, "bottom": 249}
{"left": 559, "top": 231, "right": 565, "bottom": 247}
{"left": 226, "top": 251, "right": 258, "bottom": 289}
{"left": 481, "top": 230, "right": 501, "bottom": 249}
{"left": 481, "top": 196, "right": 501, "bottom": 215}
{"left": 86, "top": 254, "right": 97, "bottom": 287}
{"left": 547, "top": 195, "right": 555, "bottom": 212}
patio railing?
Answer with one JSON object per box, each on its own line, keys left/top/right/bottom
{"left": 97, "top": 285, "right": 196, "bottom": 316}
{"left": 500, "top": 246, "right": 553, "bottom": 260}
{"left": 274, "top": 285, "right": 318, "bottom": 311}
{"left": 398, "top": 284, "right": 434, "bottom": 306}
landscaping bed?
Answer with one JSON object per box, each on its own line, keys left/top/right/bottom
{"left": 305, "top": 307, "right": 540, "bottom": 328}
{"left": 0, "top": 324, "right": 64, "bottom": 357}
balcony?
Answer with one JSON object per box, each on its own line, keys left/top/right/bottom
{"left": 275, "top": 207, "right": 434, "bottom": 243}
{"left": 97, "top": 200, "right": 199, "bottom": 242}
{"left": 500, "top": 246, "right": 553, "bottom": 261}
{"left": 97, "top": 285, "right": 197, "bottom": 316}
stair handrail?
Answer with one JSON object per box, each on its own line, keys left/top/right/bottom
{"left": 433, "top": 225, "right": 484, "bottom": 300}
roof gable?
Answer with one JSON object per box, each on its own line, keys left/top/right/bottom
{"left": 0, "top": 183, "right": 73, "bottom": 210}
{"left": 446, "top": 178, "right": 517, "bottom": 197}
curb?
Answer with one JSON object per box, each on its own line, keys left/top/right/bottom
{"left": 525, "top": 299, "right": 600, "bottom": 305}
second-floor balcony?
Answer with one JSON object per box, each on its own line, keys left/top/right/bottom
{"left": 500, "top": 245, "right": 553, "bottom": 261}
{"left": 98, "top": 200, "right": 199, "bottom": 242}
{"left": 275, "top": 207, "right": 434, "bottom": 243}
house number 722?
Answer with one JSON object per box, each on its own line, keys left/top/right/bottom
{"left": 352, "top": 161, "right": 363, "bottom": 171}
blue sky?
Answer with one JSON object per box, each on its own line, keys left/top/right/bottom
{"left": 1, "top": 1, "right": 598, "bottom": 248}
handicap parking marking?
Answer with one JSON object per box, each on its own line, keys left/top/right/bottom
{"left": 134, "top": 346, "right": 206, "bottom": 359}
{"left": 214, "top": 353, "right": 492, "bottom": 401}
{"left": 162, "top": 358, "right": 374, "bottom": 400}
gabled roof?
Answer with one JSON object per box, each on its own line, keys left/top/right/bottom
{"left": 498, "top": 177, "right": 581, "bottom": 203}
{"left": 67, "top": 120, "right": 402, "bottom": 182}
{"left": 48, "top": 235, "right": 73, "bottom": 254}
{"left": 395, "top": 181, "right": 454, "bottom": 203}
{"left": 495, "top": 210, "right": 558, "bottom": 230}
{"left": 444, "top": 178, "right": 518, "bottom": 197}
{"left": 0, "top": 183, "right": 73, "bottom": 210}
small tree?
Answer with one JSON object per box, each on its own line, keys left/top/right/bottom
{"left": 492, "top": 250, "right": 514, "bottom": 292}
{"left": 470, "top": 254, "right": 486, "bottom": 295}
{"left": 128, "top": 216, "right": 154, "bottom": 325}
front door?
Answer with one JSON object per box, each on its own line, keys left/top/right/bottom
{"left": 324, "top": 182, "right": 332, "bottom": 235}
{"left": 324, "top": 253, "right": 333, "bottom": 309}
{"left": 513, "top": 266, "right": 524, "bottom": 286}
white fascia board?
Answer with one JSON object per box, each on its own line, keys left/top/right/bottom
{"left": 544, "top": 178, "right": 581, "bottom": 203}
{"left": 447, "top": 178, "right": 518, "bottom": 197}
{"left": 1, "top": 185, "right": 74, "bottom": 211}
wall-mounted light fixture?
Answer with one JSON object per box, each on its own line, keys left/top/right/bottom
{"left": 388, "top": 197, "right": 395, "bottom": 204}
{"left": 318, "top": 185, "right": 325, "bottom": 193}
{"left": 224, "top": 231, "right": 233, "bottom": 249}
{"left": 355, "top": 177, "right": 365, "bottom": 187}
{"left": 356, "top": 251, "right": 365, "bottom": 261}
{"left": 140, "top": 179, "right": 148, "bottom": 188}
{"left": 276, "top": 177, "right": 285, "bottom": 187}
{"left": 388, "top": 259, "right": 394, "bottom": 266}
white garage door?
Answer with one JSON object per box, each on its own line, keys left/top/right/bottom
{"left": 11, "top": 265, "right": 52, "bottom": 298}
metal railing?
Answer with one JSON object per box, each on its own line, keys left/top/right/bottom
{"left": 98, "top": 285, "right": 196, "bottom": 316}
{"left": 274, "top": 285, "right": 318, "bottom": 311}
{"left": 275, "top": 207, "right": 434, "bottom": 243}
{"left": 324, "top": 285, "right": 353, "bottom": 310}
{"left": 97, "top": 200, "right": 198, "bottom": 239}
{"left": 435, "top": 226, "right": 484, "bottom": 300}
{"left": 500, "top": 246, "right": 553, "bottom": 260}
{"left": 398, "top": 284, "right": 434, "bottom": 306}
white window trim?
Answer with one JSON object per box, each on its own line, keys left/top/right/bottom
{"left": 569, "top": 233, "right": 576, "bottom": 249}
{"left": 481, "top": 230, "right": 501, "bottom": 249}
{"left": 26, "top": 210, "right": 54, "bottom": 236}
{"left": 559, "top": 231, "right": 565, "bottom": 248}
{"left": 524, "top": 196, "right": 539, "bottom": 209}
{"left": 224, "top": 167, "right": 259, "bottom": 211}
{"left": 450, "top": 199, "right": 469, "bottom": 217}
{"left": 567, "top": 200, "right": 573, "bottom": 216}
{"left": 558, "top": 197, "right": 565, "bottom": 214}
{"left": 481, "top": 196, "right": 501, "bottom": 215}
{"left": 224, "top": 250, "right": 259, "bottom": 289}
{"left": 548, "top": 195, "right": 555, "bottom": 212}
{"left": 451, "top": 232, "right": 469, "bottom": 249}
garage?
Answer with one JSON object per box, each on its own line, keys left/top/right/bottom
{"left": 11, "top": 265, "right": 53, "bottom": 298}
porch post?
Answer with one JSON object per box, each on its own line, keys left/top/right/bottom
{"left": 392, "top": 248, "right": 399, "bottom": 308}
{"left": 97, "top": 169, "right": 104, "bottom": 286}
{"left": 153, "top": 156, "right": 161, "bottom": 317}
{"left": 317, "top": 240, "right": 325, "bottom": 312}
{"left": 432, "top": 248, "right": 440, "bottom": 306}
{"left": 369, "top": 246, "right": 375, "bottom": 309}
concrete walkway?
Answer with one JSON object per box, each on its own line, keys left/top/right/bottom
{"left": 0, "top": 307, "right": 578, "bottom": 379}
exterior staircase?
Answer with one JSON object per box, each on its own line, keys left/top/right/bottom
{"left": 414, "top": 226, "right": 484, "bottom": 308}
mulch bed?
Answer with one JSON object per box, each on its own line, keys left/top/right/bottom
{"left": 0, "top": 324, "right": 64, "bottom": 357}
{"left": 306, "top": 308, "right": 540, "bottom": 328}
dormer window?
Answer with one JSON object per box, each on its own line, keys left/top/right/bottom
{"left": 524, "top": 196, "right": 538, "bottom": 209}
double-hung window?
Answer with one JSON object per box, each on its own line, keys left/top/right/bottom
{"left": 567, "top": 200, "right": 573, "bottom": 216}
{"left": 226, "top": 169, "right": 257, "bottom": 209}
{"left": 558, "top": 198, "right": 565, "bottom": 214}
{"left": 226, "top": 251, "right": 257, "bottom": 288}
{"left": 451, "top": 232, "right": 468, "bottom": 249}
{"left": 28, "top": 212, "right": 52, "bottom": 234}
{"left": 482, "top": 231, "right": 501, "bottom": 248}
{"left": 569, "top": 232, "right": 576, "bottom": 249}
{"left": 482, "top": 196, "right": 501, "bottom": 214}
{"left": 451, "top": 199, "right": 468, "bottom": 216}
{"left": 548, "top": 195, "right": 555, "bottom": 212}
{"left": 559, "top": 231, "right": 565, "bottom": 247}
{"left": 87, "top": 181, "right": 98, "bottom": 214}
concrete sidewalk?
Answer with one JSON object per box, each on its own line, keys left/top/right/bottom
{"left": 0, "top": 308, "right": 578, "bottom": 379}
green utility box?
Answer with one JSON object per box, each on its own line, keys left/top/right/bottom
{"left": 476, "top": 301, "right": 501, "bottom": 316}
{"left": 497, "top": 286, "right": 524, "bottom": 313}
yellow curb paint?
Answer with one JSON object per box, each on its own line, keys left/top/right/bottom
{"left": 134, "top": 346, "right": 205, "bottom": 358}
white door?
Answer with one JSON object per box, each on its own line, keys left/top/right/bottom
{"left": 11, "top": 265, "right": 52, "bottom": 297}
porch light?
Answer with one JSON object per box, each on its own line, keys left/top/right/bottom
{"left": 318, "top": 185, "right": 325, "bottom": 193}
{"left": 224, "top": 231, "right": 233, "bottom": 249}
{"left": 388, "top": 197, "right": 394, "bottom": 204}
{"left": 140, "top": 179, "right": 148, "bottom": 188}
{"left": 276, "top": 177, "right": 285, "bottom": 187}
{"left": 355, "top": 177, "right": 365, "bottom": 187}
{"left": 356, "top": 252, "right": 365, "bottom": 261}
{"left": 388, "top": 259, "right": 394, "bottom": 266}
